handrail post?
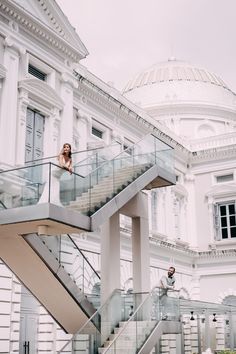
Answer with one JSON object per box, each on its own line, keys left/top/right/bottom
{"left": 48, "top": 163, "right": 51, "bottom": 203}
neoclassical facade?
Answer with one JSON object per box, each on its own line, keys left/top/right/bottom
{"left": 0, "top": 0, "right": 236, "bottom": 353}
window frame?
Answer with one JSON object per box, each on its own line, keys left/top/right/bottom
{"left": 214, "top": 200, "right": 236, "bottom": 241}
{"left": 212, "top": 170, "right": 235, "bottom": 185}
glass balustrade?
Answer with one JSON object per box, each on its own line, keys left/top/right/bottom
{"left": 38, "top": 233, "right": 101, "bottom": 309}
{"left": 0, "top": 162, "right": 82, "bottom": 209}
{"left": 65, "top": 134, "right": 174, "bottom": 216}
{"left": 0, "top": 134, "right": 174, "bottom": 215}
{"left": 58, "top": 290, "right": 141, "bottom": 354}
{"left": 56, "top": 290, "right": 236, "bottom": 354}
{"left": 102, "top": 288, "right": 180, "bottom": 354}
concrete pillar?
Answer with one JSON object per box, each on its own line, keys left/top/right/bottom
{"left": 132, "top": 215, "right": 150, "bottom": 293}
{"left": 120, "top": 192, "right": 150, "bottom": 293}
{"left": 100, "top": 212, "right": 120, "bottom": 302}
{"left": 100, "top": 212, "right": 121, "bottom": 343}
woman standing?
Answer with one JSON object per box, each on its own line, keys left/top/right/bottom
{"left": 58, "top": 143, "right": 73, "bottom": 174}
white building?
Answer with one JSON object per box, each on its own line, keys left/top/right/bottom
{"left": 0, "top": 1, "right": 236, "bottom": 353}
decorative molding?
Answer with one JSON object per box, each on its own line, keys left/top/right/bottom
{"left": 3, "top": 36, "right": 26, "bottom": 55}
{"left": 75, "top": 72, "right": 189, "bottom": 155}
{"left": 60, "top": 72, "right": 78, "bottom": 89}
{"left": 205, "top": 183, "right": 236, "bottom": 199}
{"left": 18, "top": 78, "right": 64, "bottom": 110}
{"left": 0, "top": 0, "right": 87, "bottom": 61}
{"left": 218, "top": 289, "right": 236, "bottom": 304}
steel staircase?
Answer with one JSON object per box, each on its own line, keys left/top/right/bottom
{"left": 0, "top": 134, "right": 175, "bottom": 337}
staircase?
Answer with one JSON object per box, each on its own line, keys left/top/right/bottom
{"left": 99, "top": 320, "right": 156, "bottom": 354}
{"left": 23, "top": 233, "right": 101, "bottom": 331}
{"left": 67, "top": 163, "right": 151, "bottom": 215}
{"left": 97, "top": 289, "right": 181, "bottom": 354}
{"left": 0, "top": 134, "right": 175, "bottom": 337}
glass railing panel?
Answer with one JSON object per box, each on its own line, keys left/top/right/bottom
{"left": 38, "top": 234, "right": 101, "bottom": 308}
{"left": 24, "top": 143, "right": 121, "bottom": 171}
{"left": 0, "top": 163, "right": 51, "bottom": 209}
{"left": 73, "top": 143, "right": 122, "bottom": 177}
{"left": 57, "top": 290, "right": 138, "bottom": 354}
{"left": 0, "top": 135, "right": 174, "bottom": 215}
{"left": 103, "top": 288, "right": 180, "bottom": 354}
{"left": 89, "top": 135, "right": 173, "bottom": 214}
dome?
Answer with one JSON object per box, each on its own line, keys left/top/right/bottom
{"left": 123, "top": 59, "right": 236, "bottom": 141}
{"left": 123, "top": 58, "right": 230, "bottom": 93}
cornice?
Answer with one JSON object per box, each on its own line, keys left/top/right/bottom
{"left": 74, "top": 70, "right": 190, "bottom": 157}
{"left": 147, "top": 101, "right": 236, "bottom": 120}
{"left": 0, "top": 0, "right": 84, "bottom": 61}
{"left": 198, "top": 248, "right": 236, "bottom": 259}
{"left": 18, "top": 78, "right": 64, "bottom": 110}
{"left": 187, "top": 132, "right": 236, "bottom": 152}
{"left": 190, "top": 144, "right": 236, "bottom": 163}
{"left": 74, "top": 69, "right": 236, "bottom": 165}
{"left": 151, "top": 236, "right": 236, "bottom": 260}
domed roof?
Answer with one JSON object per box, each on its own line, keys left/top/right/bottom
{"left": 123, "top": 58, "right": 230, "bottom": 93}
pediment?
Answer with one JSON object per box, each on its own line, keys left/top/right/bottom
{"left": 19, "top": 78, "right": 64, "bottom": 110}
{"left": 9, "top": 0, "right": 88, "bottom": 60}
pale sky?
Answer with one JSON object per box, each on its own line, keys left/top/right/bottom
{"left": 57, "top": 0, "right": 236, "bottom": 92}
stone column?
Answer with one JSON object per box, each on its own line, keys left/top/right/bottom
{"left": 0, "top": 37, "right": 25, "bottom": 165}
{"left": 207, "top": 197, "right": 215, "bottom": 245}
{"left": 59, "top": 72, "right": 78, "bottom": 147}
{"left": 0, "top": 64, "right": 7, "bottom": 163}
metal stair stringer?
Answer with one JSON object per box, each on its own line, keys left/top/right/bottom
{"left": 23, "top": 233, "right": 99, "bottom": 332}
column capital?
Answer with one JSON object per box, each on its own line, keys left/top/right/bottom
{"left": 60, "top": 72, "right": 78, "bottom": 89}
{"left": 4, "top": 36, "right": 26, "bottom": 56}
{"left": 184, "top": 173, "right": 195, "bottom": 182}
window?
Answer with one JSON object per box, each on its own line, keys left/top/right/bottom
{"left": 215, "top": 202, "right": 236, "bottom": 240}
{"left": 92, "top": 126, "right": 103, "bottom": 139}
{"left": 28, "top": 64, "right": 47, "bottom": 81}
{"left": 216, "top": 174, "right": 233, "bottom": 183}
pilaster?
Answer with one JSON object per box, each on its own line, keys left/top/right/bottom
{"left": 59, "top": 73, "right": 78, "bottom": 147}
{"left": 184, "top": 173, "right": 198, "bottom": 249}
{"left": 0, "top": 37, "right": 25, "bottom": 165}
{"left": 15, "top": 88, "right": 29, "bottom": 165}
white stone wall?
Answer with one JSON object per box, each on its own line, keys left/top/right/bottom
{"left": 0, "top": 261, "right": 21, "bottom": 354}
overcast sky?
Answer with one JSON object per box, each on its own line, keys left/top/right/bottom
{"left": 57, "top": 0, "right": 236, "bottom": 92}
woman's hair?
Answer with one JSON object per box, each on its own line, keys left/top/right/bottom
{"left": 60, "top": 143, "right": 72, "bottom": 158}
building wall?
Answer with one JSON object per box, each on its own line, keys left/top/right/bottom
{"left": 0, "top": 0, "right": 236, "bottom": 353}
